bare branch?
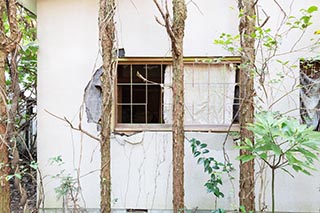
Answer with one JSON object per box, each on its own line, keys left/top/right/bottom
{"left": 259, "top": 16, "right": 269, "bottom": 29}
{"left": 186, "top": 0, "right": 204, "bottom": 16}
{"left": 44, "top": 109, "right": 100, "bottom": 142}
{"left": 155, "top": 16, "right": 166, "bottom": 27}
{"left": 153, "top": 0, "right": 176, "bottom": 43}
{"left": 272, "top": 0, "right": 287, "bottom": 18}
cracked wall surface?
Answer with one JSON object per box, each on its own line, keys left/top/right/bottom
{"left": 111, "top": 132, "right": 239, "bottom": 210}
{"left": 37, "top": 0, "right": 320, "bottom": 211}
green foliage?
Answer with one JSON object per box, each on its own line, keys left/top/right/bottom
{"left": 4, "top": 6, "right": 38, "bottom": 164}
{"left": 236, "top": 111, "right": 320, "bottom": 174}
{"left": 286, "top": 6, "right": 318, "bottom": 30}
{"left": 211, "top": 209, "right": 225, "bottom": 213}
{"left": 5, "top": 173, "right": 22, "bottom": 181}
{"left": 214, "top": 5, "right": 319, "bottom": 60}
{"left": 189, "top": 138, "right": 234, "bottom": 198}
{"left": 49, "top": 155, "right": 64, "bottom": 165}
{"left": 50, "top": 156, "right": 78, "bottom": 200}
{"left": 4, "top": 160, "right": 38, "bottom": 182}
{"left": 17, "top": 8, "right": 38, "bottom": 97}
{"left": 239, "top": 205, "right": 253, "bottom": 213}
{"left": 213, "top": 4, "right": 320, "bottom": 213}
{"left": 54, "top": 175, "right": 77, "bottom": 200}
{"left": 236, "top": 111, "right": 320, "bottom": 212}
{"left": 213, "top": 33, "right": 240, "bottom": 53}
{"left": 5, "top": 6, "right": 37, "bottom": 95}
{"left": 18, "top": 41, "right": 37, "bottom": 88}
{"left": 30, "top": 160, "right": 38, "bottom": 170}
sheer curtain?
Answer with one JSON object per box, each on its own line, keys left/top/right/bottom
{"left": 163, "top": 64, "right": 236, "bottom": 125}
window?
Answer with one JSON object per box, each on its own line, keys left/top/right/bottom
{"left": 115, "top": 57, "right": 240, "bottom": 132}
{"left": 117, "top": 64, "right": 165, "bottom": 124}
{"left": 300, "top": 59, "right": 320, "bottom": 130}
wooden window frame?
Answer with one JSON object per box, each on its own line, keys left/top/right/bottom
{"left": 114, "top": 56, "right": 241, "bottom": 133}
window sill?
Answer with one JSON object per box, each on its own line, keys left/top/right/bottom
{"left": 114, "top": 123, "right": 240, "bottom": 133}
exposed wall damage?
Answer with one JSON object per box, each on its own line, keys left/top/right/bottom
{"left": 84, "top": 67, "right": 103, "bottom": 126}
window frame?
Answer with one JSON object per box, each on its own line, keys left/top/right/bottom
{"left": 299, "top": 59, "right": 320, "bottom": 129}
{"left": 114, "top": 56, "right": 241, "bottom": 133}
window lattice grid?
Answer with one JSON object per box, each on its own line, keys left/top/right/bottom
{"left": 116, "top": 62, "right": 239, "bottom": 126}
{"left": 117, "top": 64, "right": 165, "bottom": 124}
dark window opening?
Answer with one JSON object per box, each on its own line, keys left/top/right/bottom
{"left": 232, "top": 66, "right": 240, "bottom": 123}
{"left": 117, "top": 64, "right": 164, "bottom": 124}
{"left": 300, "top": 59, "right": 320, "bottom": 130}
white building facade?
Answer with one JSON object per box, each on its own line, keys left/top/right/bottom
{"left": 37, "top": 0, "right": 320, "bottom": 212}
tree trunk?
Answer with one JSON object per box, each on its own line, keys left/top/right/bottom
{"left": 172, "top": 42, "right": 185, "bottom": 213}
{"left": 171, "top": 1, "right": 187, "bottom": 213}
{"left": 0, "top": 49, "right": 10, "bottom": 213}
{"left": 99, "top": 0, "right": 116, "bottom": 212}
{"left": 0, "top": 0, "right": 21, "bottom": 210}
{"left": 238, "top": 0, "right": 256, "bottom": 212}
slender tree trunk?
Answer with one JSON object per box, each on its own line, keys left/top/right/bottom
{"left": 171, "top": 1, "right": 187, "bottom": 212}
{"left": 0, "top": 0, "right": 21, "bottom": 211}
{"left": 153, "top": 0, "right": 187, "bottom": 211}
{"left": 271, "top": 168, "right": 275, "bottom": 213}
{"left": 238, "top": 0, "right": 256, "bottom": 211}
{"left": 99, "top": 0, "right": 116, "bottom": 212}
{"left": 0, "top": 49, "right": 10, "bottom": 213}
{"left": 172, "top": 57, "right": 185, "bottom": 213}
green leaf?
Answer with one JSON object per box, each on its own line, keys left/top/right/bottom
{"left": 259, "top": 153, "right": 268, "bottom": 160}
{"left": 300, "top": 168, "right": 312, "bottom": 176}
{"left": 239, "top": 206, "right": 246, "bottom": 213}
{"left": 286, "top": 152, "right": 298, "bottom": 165}
{"left": 15, "top": 173, "right": 22, "bottom": 180}
{"left": 204, "top": 159, "right": 210, "bottom": 169}
{"left": 200, "top": 143, "right": 207, "bottom": 148}
{"left": 296, "top": 147, "right": 318, "bottom": 161}
{"left": 271, "top": 144, "right": 282, "bottom": 156}
{"left": 5, "top": 175, "right": 14, "bottom": 181}
{"left": 194, "top": 151, "right": 201, "bottom": 157}
{"left": 244, "top": 138, "right": 254, "bottom": 147}
{"left": 30, "top": 161, "right": 38, "bottom": 170}
{"left": 214, "top": 190, "right": 224, "bottom": 198}
{"left": 237, "top": 154, "right": 255, "bottom": 163}
{"left": 292, "top": 164, "right": 302, "bottom": 172}
{"left": 307, "top": 6, "right": 318, "bottom": 13}
{"left": 202, "top": 149, "right": 210, "bottom": 154}
{"left": 254, "top": 144, "right": 272, "bottom": 152}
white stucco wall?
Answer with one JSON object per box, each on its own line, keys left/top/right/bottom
{"left": 37, "top": 0, "right": 320, "bottom": 211}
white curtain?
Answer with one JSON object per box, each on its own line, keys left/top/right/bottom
{"left": 163, "top": 64, "right": 236, "bottom": 125}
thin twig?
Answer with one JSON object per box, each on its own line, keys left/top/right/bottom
{"left": 44, "top": 109, "right": 100, "bottom": 142}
